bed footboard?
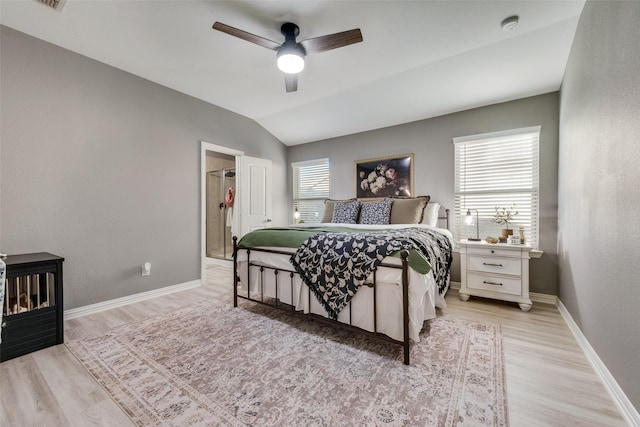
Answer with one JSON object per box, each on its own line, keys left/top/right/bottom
{"left": 232, "top": 236, "right": 413, "bottom": 365}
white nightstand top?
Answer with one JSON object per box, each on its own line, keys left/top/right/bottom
{"left": 457, "top": 239, "right": 543, "bottom": 258}
{"left": 458, "top": 239, "right": 533, "bottom": 251}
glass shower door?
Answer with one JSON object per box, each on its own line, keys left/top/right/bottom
{"left": 206, "top": 169, "right": 235, "bottom": 260}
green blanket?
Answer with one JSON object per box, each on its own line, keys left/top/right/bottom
{"left": 237, "top": 226, "right": 431, "bottom": 274}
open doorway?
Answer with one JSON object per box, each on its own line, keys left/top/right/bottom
{"left": 200, "top": 142, "right": 273, "bottom": 283}
{"left": 200, "top": 142, "right": 243, "bottom": 279}
{"left": 206, "top": 160, "right": 236, "bottom": 260}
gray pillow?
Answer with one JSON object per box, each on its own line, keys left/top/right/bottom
{"left": 331, "top": 200, "right": 361, "bottom": 224}
{"left": 358, "top": 198, "right": 393, "bottom": 225}
{"left": 389, "top": 196, "right": 430, "bottom": 224}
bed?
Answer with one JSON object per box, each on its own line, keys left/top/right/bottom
{"left": 232, "top": 197, "right": 453, "bottom": 364}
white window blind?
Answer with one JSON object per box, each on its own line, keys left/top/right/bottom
{"left": 292, "top": 158, "right": 330, "bottom": 224}
{"left": 454, "top": 127, "right": 540, "bottom": 248}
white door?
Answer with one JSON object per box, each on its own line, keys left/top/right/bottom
{"left": 238, "top": 155, "right": 272, "bottom": 237}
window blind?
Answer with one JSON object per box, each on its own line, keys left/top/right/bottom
{"left": 454, "top": 127, "right": 540, "bottom": 248}
{"left": 292, "top": 158, "right": 330, "bottom": 224}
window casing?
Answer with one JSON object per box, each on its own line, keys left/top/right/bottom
{"left": 454, "top": 127, "right": 540, "bottom": 248}
{"left": 292, "top": 158, "right": 330, "bottom": 224}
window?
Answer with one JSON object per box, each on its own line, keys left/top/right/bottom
{"left": 454, "top": 126, "right": 540, "bottom": 248}
{"left": 292, "top": 158, "right": 330, "bottom": 224}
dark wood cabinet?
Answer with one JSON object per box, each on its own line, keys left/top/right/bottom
{"left": 1, "top": 253, "right": 64, "bottom": 362}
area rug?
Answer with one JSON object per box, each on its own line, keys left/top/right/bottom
{"left": 67, "top": 299, "right": 508, "bottom": 426}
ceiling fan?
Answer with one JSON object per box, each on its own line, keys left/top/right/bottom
{"left": 212, "top": 21, "right": 363, "bottom": 93}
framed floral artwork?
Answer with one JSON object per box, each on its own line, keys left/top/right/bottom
{"left": 355, "top": 154, "right": 413, "bottom": 198}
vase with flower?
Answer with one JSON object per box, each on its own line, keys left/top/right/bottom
{"left": 493, "top": 205, "right": 518, "bottom": 243}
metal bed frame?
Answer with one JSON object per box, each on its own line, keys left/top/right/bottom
{"left": 232, "top": 209, "right": 449, "bottom": 366}
{"left": 233, "top": 243, "right": 413, "bottom": 363}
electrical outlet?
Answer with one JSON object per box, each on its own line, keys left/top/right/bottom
{"left": 142, "top": 262, "right": 151, "bottom": 276}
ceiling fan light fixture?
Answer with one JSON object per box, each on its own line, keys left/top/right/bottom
{"left": 277, "top": 50, "right": 305, "bottom": 74}
{"left": 212, "top": 21, "right": 362, "bottom": 91}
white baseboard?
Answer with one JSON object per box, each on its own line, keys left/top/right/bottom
{"left": 530, "top": 292, "right": 557, "bottom": 305}
{"left": 206, "top": 257, "right": 233, "bottom": 267}
{"left": 64, "top": 280, "right": 202, "bottom": 320}
{"left": 449, "top": 280, "right": 461, "bottom": 290}
{"left": 557, "top": 299, "right": 640, "bottom": 427}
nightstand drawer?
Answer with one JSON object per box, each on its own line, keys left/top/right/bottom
{"left": 467, "top": 273, "right": 522, "bottom": 295}
{"left": 466, "top": 246, "right": 521, "bottom": 257}
{"left": 467, "top": 255, "right": 521, "bottom": 276}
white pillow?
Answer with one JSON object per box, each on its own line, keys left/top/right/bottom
{"left": 422, "top": 202, "right": 440, "bottom": 227}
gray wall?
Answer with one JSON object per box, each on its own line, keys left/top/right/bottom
{"left": 558, "top": 0, "right": 640, "bottom": 411}
{"left": 0, "top": 26, "right": 287, "bottom": 309}
{"left": 288, "top": 93, "right": 559, "bottom": 293}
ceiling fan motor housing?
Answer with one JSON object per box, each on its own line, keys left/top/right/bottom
{"left": 278, "top": 23, "right": 306, "bottom": 56}
{"left": 277, "top": 22, "right": 306, "bottom": 74}
{"left": 281, "top": 22, "right": 300, "bottom": 39}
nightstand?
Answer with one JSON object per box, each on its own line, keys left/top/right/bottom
{"left": 458, "top": 240, "right": 532, "bottom": 311}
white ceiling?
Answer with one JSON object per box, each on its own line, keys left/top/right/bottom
{"left": 0, "top": 0, "right": 585, "bottom": 146}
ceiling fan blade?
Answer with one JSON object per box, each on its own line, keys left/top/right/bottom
{"left": 212, "top": 22, "right": 281, "bottom": 51}
{"left": 299, "top": 29, "right": 363, "bottom": 54}
{"left": 284, "top": 74, "right": 298, "bottom": 93}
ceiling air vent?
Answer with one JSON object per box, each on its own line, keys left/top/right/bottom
{"left": 35, "top": 0, "right": 67, "bottom": 12}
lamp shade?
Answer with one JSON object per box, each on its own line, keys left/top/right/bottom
{"left": 465, "top": 209, "right": 474, "bottom": 225}
{"left": 465, "top": 208, "right": 481, "bottom": 241}
{"left": 277, "top": 53, "right": 304, "bottom": 74}
{"left": 277, "top": 44, "right": 305, "bottom": 74}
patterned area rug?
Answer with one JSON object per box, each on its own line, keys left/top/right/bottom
{"left": 67, "top": 299, "right": 508, "bottom": 426}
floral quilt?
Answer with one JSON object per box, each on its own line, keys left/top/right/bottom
{"left": 289, "top": 228, "right": 452, "bottom": 320}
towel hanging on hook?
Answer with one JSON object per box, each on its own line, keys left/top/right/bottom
{"left": 225, "top": 187, "right": 235, "bottom": 208}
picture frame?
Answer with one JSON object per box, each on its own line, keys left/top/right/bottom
{"left": 355, "top": 154, "right": 414, "bottom": 198}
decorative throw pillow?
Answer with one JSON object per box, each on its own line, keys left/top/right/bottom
{"left": 389, "top": 196, "right": 431, "bottom": 224}
{"left": 422, "top": 202, "right": 441, "bottom": 227}
{"left": 331, "top": 200, "right": 361, "bottom": 224}
{"left": 358, "top": 198, "right": 394, "bottom": 225}
{"left": 321, "top": 198, "right": 355, "bottom": 223}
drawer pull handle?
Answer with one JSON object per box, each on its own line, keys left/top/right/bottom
{"left": 483, "top": 262, "right": 503, "bottom": 267}
{"left": 483, "top": 280, "right": 503, "bottom": 286}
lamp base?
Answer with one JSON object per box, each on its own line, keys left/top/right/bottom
{"left": 467, "top": 237, "right": 481, "bottom": 242}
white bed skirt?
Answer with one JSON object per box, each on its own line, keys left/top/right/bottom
{"left": 236, "top": 248, "right": 447, "bottom": 343}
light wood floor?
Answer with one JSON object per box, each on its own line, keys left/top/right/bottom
{"left": 0, "top": 264, "right": 628, "bottom": 426}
